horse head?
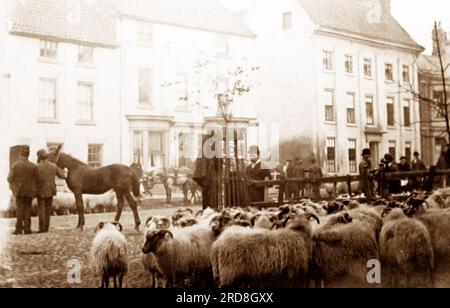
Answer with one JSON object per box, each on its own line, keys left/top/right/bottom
{"left": 46, "top": 145, "right": 63, "bottom": 167}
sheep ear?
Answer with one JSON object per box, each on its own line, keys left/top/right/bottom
{"left": 95, "top": 222, "right": 105, "bottom": 232}
{"left": 145, "top": 216, "right": 154, "bottom": 227}
{"left": 163, "top": 231, "right": 173, "bottom": 240}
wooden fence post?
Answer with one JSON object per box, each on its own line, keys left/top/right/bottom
{"left": 278, "top": 179, "right": 286, "bottom": 206}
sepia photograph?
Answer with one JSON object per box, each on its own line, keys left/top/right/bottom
{"left": 1, "top": 0, "right": 450, "bottom": 292}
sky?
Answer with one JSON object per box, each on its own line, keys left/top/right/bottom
{"left": 220, "top": 0, "right": 450, "bottom": 55}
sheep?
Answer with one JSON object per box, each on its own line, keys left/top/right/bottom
{"left": 311, "top": 211, "right": 380, "bottom": 288}
{"left": 211, "top": 213, "right": 319, "bottom": 288}
{"left": 250, "top": 212, "right": 279, "bottom": 230}
{"left": 142, "top": 223, "right": 217, "bottom": 288}
{"left": 379, "top": 208, "right": 434, "bottom": 288}
{"left": 90, "top": 222, "right": 128, "bottom": 288}
{"left": 142, "top": 216, "right": 172, "bottom": 288}
{"left": 171, "top": 208, "right": 195, "bottom": 227}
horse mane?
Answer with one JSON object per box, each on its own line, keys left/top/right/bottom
{"left": 60, "top": 152, "right": 88, "bottom": 167}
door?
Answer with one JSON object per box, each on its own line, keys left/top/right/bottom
{"left": 369, "top": 142, "right": 379, "bottom": 167}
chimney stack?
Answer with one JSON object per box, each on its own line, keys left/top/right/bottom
{"left": 432, "top": 22, "right": 448, "bottom": 57}
{"left": 380, "top": 0, "right": 391, "bottom": 13}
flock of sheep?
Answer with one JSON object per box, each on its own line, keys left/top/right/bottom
{"left": 89, "top": 189, "right": 450, "bottom": 288}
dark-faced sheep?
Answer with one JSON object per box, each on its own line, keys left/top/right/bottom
{"left": 211, "top": 213, "right": 319, "bottom": 288}
{"left": 90, "top": 222, "right": 128, "bottom": 288}
{"left": 379, "top": 208, "right": 434, "bottom": 288}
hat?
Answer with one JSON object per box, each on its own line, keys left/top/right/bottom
{"left": 37, "top": 149, "right": 48, "bottom": 160}
{"left": 19, "top": 145, "right": 30, "bottom": 155}
{"left": 362, "top": 148, "right": 371, "bottom": 156}
{"left": 384, "top": 153, "right": 393, "bottom": 162}
{"left": 414, "top": 151, "right": 420, "bottom": 156}
{"left": 249, "top": 145, "right": 260, "bottom": 156}
{"left": 400, "top": 156, "right": 407, "bottom": 160}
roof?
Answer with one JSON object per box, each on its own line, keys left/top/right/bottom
{"left": 9, "top": 0, "right": 118, "bottom": 48}
{"left": 417, "top": 55, "right": 440, "bottom": 72}
{"left": 108, "top": 0, "right": 254, "bottom": 38}
{"left": 297, "top": 0, "right": 424, "bottom": 52}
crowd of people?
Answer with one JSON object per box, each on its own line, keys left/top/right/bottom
{"left": 7, "top": 146, "right": 66, "bottom": 235}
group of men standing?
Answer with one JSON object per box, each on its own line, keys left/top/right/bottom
{"left": 284, "top": 158, "right": 323, "bottom": 201}
{"left": 359, "top": 148, "right": 427, "bottom": 203}
{"left": 7, "top": 145, "right": 65, "bottom": 235}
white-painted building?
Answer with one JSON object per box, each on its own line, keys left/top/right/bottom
{"left": 234, "top": 0, "right": 424, "bottom": 175}
{"left": 0, "top": 0, "right": 120, "bottom": 206}
{"left": 109, "top": 0, "right": 257, "bottom": 170}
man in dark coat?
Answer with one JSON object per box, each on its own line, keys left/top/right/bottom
{"left": 7, "top": 145, "right": 37, "bottom": 235}
{"left": 411, "top": 151, "right": 426, "bottom": 190}
{"left": 285, "top": 159, "right": 296, "bottom": 201}
{"left": 36, "top": 149, "right": 66, "bottom": 233}
{"left": 294, "top": 159, "right": 306, "bottom": 199}
{"left": 398, "top": 156, "right": 411, "bottom": 192}
{"left": 308, "top": 158, "right": 323, "bottom": 201}
{"left": 384, "top": 154, "right": 401, "bottom": 195}
{"left": 130, "top": 155, "right": 144, "bottom": 179}
{"left": 359, "top": 148, "right": 374, "bottom": 203}
{"left": 246, "top": 146, "right": 271, "bottom": 204}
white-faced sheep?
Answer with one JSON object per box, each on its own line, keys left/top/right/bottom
{"left": 90, "top": 222, "right": 128, "bottom": 288}
{"left": 211, "top": 213, "right": 320, "bottom": 288}
{"left": 379, "top": 208, "right": 434, "bottom": 288}
{"left": 142, "top": 222, "right": 217, "bottom": 288}
{"left": 311, "top": 211, "right": 380, "bottom": 288}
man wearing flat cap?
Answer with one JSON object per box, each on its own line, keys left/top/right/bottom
{"left": 359, "top": 148, "right": 374, "bottom": 203}
{"left": 8, "top": 145, "right": 37, "bottom": 235}
{"left": 36, "top": 149, "right": 66, "bottom": 233}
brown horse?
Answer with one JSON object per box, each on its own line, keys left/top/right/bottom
{"left": 46, "top": 145, "right": 141, "bottom": 231}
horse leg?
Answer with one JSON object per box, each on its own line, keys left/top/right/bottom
{"left": 163, "top": 181, "right": 172, "bottom": 204}
{"left": 74, "top": 193, "right": 85, "bottom": 231}
{"left": 124, "top": 192, "right": 141, "bottom": 231}
{"left": 182, "top": 183, "right": 189, "bottom": 205}
{"left": 114, "top": 192, "right": 125, "bottom": 223}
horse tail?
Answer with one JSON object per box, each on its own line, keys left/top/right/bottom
{"left": 132, "top": 172, "right": 140, "bottom": 198}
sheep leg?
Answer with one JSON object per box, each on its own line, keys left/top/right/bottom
{"left": 118, "top": 273, "right": 124, "bottom": 288}
{"left": 74, "top": 193, "right": 85, "bottom": 231}
{"left": 113, "top": 276, "right": 118, "bottom": 288}
{"left": 102, "top": 273, "right": 109, "bottom": 288}
{"left": 124, "top": 192, "right": 141, "bottom": 231}
{"left": 114, "top": 192, "right": 125, "bottom": 223}
{"left": 163, "top": 181, "right": 172, "bottom": 204}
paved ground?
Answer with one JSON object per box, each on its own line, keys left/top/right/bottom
{"left": 0, "top": 205, "right": 200, "bottom": 288}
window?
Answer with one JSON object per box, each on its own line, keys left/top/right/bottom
{"left": 148, "top": 132, "right": 165, "bottom": 169}
{"left": 133, "top": 131, "right": 143, "bottom": 163}
{"left": 433, "top": 91, "right": 445, "bottom": 118}
{"left": 385, "top": 63, "right": 393, "bottom": 81}
{"left": 346, "top": 93, "right": 356, "bottom": 124}
{"left": 324, "top": 89, "right": 335, "bottom": 122}
{"left": 78, "top": 46, "right": 94, "bottom": 64}
{"left": 139, "top": 68, "right": 152, "bottom": 105}
{"left": 348, "top": 139, "right": 357, "bottom": 174}
{"left": 389, "top": 141, "right": 396, "bottom": 161}
{"left": 216, "top": 34, "right": 229, "bottom": 56}
{"left": 387, "top": 97, "right": 395, "bottom": 126}
{"left": 282, "top": 12, "right": 292, "bottom": 29}
{"left": 345, "top": 55, "right": 354, "bottom": 74}
{"left": 403, "top": 99, "right": 411, "bottom": 127}
{"left": 366, "top": 96, "right": 374, "bottom": 125}
{"left": 39, "top": 79, "right": 57, "bottom": 120}
{"left": 363, "top": 58, "right": 372, "bottom": 77}
{"left": 326, "top": 138, "right": 336, "bottom": 173}
{"left": 176, "top": 73, "right": 189, "bottom": 103}
{"left": 77, "top": 83, "right": 94, "bottom": 121}
{"left": 178, "top": 133, "right": 193, "bottom": 167}
{"left": 40, "top": 40, "right": 57, "bottom": 59}
{"left": 88, "top": 144, "right": 103, "bottom": 168}
{"left": 323, "top": 51, "right": 333, "bottom": 71}
{"left": 405, "top": 142, "right": 412, "bottom": 162}
{"left": 402, "top": 65, "right": 410, "bottom": 83}
{"left": 137, "top": 21, "right": 154, "bottom": 47}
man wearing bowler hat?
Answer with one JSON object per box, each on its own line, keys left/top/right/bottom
{"left": 246, "top": 146, "right": 271, "bottom": 203}
{"left": 359, "top": 148, "right": 374, "bottom": 203}
{"left": 36, "top": 149, "right": 66, "bottom": 233}
{"left": 8, "top": 145, "right": 37, "bottom": 235}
